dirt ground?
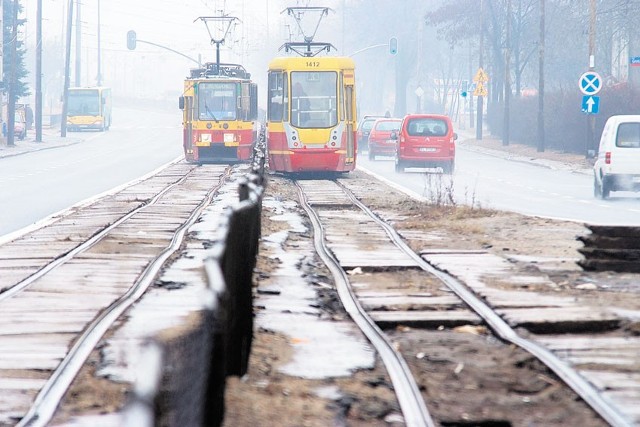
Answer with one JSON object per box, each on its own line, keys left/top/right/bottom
{"left": 221, "top": 138, "right": 627, "bottom": 426}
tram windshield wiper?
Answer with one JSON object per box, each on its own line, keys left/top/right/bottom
{"left": 204, "top": 101, "right": 219, "bottom": 123}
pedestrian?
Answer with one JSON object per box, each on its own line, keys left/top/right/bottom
{"left": 25, "top": 106, "right": 34, "bottom": 130}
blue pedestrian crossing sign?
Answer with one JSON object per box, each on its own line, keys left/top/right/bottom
{"left": 582, "top": 95, "right": 600, "bottom": 114}
{"left": 579, "top": 71, "right": 602, "bottom": 95}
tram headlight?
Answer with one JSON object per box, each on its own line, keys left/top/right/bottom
{"left": 224, "top": 133, "right": 234, "bottom": 143}
{"left": 200, "top": 133, "right": 212, "bottom": 143}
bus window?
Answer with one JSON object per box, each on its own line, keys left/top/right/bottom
{"left": 68, "top": 90, "right": 101, "bottom": 116}
{"left": 290, "top": 71, "right": 337, "bottom": 129}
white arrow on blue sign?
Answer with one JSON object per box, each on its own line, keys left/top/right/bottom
{"left": 582, "top": 95, "right": 600, "bottom": 114}
{"left": 579, "top": 71, "right": 602, "bottom": 95}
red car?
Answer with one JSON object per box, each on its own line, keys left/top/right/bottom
{"left": 393, "top": 114, "right": 457, "bottom": 173}
{"left": 368, "top": 118, "right": 401, "bottom": 160}
{"left": 356, "top": 115, "right": 383, "bottom": 153}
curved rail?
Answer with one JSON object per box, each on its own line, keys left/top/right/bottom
{"left": 295, "top": 181, "right": 435, "bottom": 427}
{"left": 335, "top": 180, "right": 632, "bottom": 427}
{"left": 17, "top": 167, "right": 233, "bottom": 427}
{"left": 1, "top": 167, "right": 195, "bottom": 303}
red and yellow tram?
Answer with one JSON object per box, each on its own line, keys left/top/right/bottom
{"left": 179, "top": 63, "right": 258, "bottom": 163}
{"left": 266, "top": 56, "right": 357, "bottom": 173}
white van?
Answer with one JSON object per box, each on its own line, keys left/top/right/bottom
{"left": 593, "top": 115, "right": 640, "bottom": 199}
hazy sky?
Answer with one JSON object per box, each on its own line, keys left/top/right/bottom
{"left": 20, "top": 0, "right": 355, "bottom": 107}
{"left": 24, "top": 0, "right": 273, "bottom": 57}
{"left": 22, "top": 1, "right": 345, "bottom": 94}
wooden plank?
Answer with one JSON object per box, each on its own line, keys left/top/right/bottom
{"left": 499, "top": 307, "right": 620, "bottom": 333}
{"left": 534, "top": 336, "right": 640, "bottom": 351}
{"left": 479, "top": 288, "right": 576, "bottom": 308}
{"left": 585, "top": 225, "right": 640, "bottom": 238}
{"left": 359, "top": 295, "right": 463, "bottom": 310}
{"left": 370, "top": 310, "right": 482, "bottom": 328}
{"left": 0, "top": 378, "right": 47, "bottom": 390}
{"left": 580, "top": 370, "right": 640, "bottom": 390}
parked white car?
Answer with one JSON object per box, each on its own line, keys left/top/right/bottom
{"left": 593, "top": 115, "right": 640, "bottom": 199}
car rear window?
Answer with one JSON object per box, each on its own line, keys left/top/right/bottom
{"left": 375, "top": 121, "right": 401, "bottom": 131}
{"left": 361, "top": 120, "right": 376, "bottom": 131}
{"left": 616, "top": 123, "right": 640, "bottom": 148}
{"left": 407, "top": 118, "right": 448, "bottom": 137}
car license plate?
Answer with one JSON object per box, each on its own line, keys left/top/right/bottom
{"left": 419, "top": 147, "right": 437, "bottom": 152}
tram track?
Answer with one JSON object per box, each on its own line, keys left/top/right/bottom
{"left": 295, "top": 181, "right": 434, "bottom": 427}
{"left": 0, "top": 162, "right": 232, "bottom": 426}
{"left": 293, "top": 176, "right": 636, "bottom": 427}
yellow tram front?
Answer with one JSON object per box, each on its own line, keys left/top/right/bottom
{"left": 266, "top": 56, "right": 357, "bottom": 173}
{"left": 180, "top": 63, "right": 258, "bottom": 163}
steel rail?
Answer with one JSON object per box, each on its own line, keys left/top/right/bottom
{"left": 295, "top": 181, "right": 435, "bottom": 427}
{"left": 0, "top": 165, "right": 198, "bottom": 303}
{"left": 17, "top": 167, "right": 233, "bottom": 427}
{"left": 336, "top": 180, "right": 632, "bottom": 427}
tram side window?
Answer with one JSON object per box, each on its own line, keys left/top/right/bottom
{"left": 250, "top": 83, "right": 258, "bottom": 121}
{"left": 268, "top": 72, "right": 285, "bottom": 122}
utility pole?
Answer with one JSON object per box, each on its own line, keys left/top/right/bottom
{"left": 503, "top": 0, "right": 511, "bottom": 146}
{"left": 537, "top": 0, "right": 545, "bottom": 152}
{"left": 0, "top": 0, "right": 4, "bottom": 146}
{"left": 61, "top": 0, "right": 74, "bottom": 137}
{"left": 469, "top": 41, "right": 474, "bottom": 129}
{"left": 7, "top": 0, "right": 19, "bottom": 147}
{"left": 74, "top": 0, "right": 81, "bottom": 87}
{"left": 36, "top": 0, "right": 43, "bottom": 142}
{"left": 586, "top": 0, "right": 596, "bottom": 158}
{"left": 476, "top": 0, "right": 484, "bottom": 140}
{"left": 97, "top": 0, "right": 102, "bottom": 85}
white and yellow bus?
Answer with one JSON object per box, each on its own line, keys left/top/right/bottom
{"left": 67, "top": 86, "right": 112, "bottom": 131}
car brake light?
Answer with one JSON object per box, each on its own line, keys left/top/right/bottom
{"left": 605, "top": 152, "right": 611, "bottom": 164}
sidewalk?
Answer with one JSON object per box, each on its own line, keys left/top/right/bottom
{"left": 0, "top": 126, "right": 86, "bottom": 159}
{"left": 455, "top": 126, "right": 593, "bottom": 175}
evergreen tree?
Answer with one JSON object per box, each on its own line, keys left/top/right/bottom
{"left": 3, "top": 0, "right": 30, "bottom": 98}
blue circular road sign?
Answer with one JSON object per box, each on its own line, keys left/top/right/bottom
{"left": 579, "top": 71, "right": 602, "bottom": 95}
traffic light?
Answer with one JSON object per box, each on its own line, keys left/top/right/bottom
{"left": 389, "top": 37, "right": 398, "bottom": 55}
{"left": 127, "top": 30, "right": 137, "bottom": 50}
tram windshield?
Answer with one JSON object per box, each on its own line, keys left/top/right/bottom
{"left": 290, "top": 71, "right": 337, "bottom": 128}
{"left": 198, "top": 82, "right": 237, "bottom": 120}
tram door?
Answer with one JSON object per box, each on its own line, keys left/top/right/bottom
{"left": 343, "top": 70, "right": 356, "bottom": 164}
{"left": 180, "top": 91, "right": 195, "bottom": 157}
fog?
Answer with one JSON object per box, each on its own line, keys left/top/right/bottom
{"left": 18, "top": 0, "right": 640, "bottom": 152}
{"left": 21, "top": 0, "right": 433, "bottom": 114}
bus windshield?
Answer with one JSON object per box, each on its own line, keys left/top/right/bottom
{"left": 68, "top": 90, "right": 101, "bottom": 116}
{"left": 290, "top": 71, "right": 337, "bottom": 128}
{"left": 198, "top": 82, "right": 237, "bottom": 120}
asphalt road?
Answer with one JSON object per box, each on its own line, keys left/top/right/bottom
{"left": 0, "top": 106, "right": 183, "bottom": 238}
{"left": 358, "top": 144, "right": 640, "bottom": 226}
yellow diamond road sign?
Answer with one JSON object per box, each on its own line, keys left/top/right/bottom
{"left": 473, "top": 82, "right": 488, "bottom": 97}
{"left": 473, "top": 68, "right": 489, "bottom": 83}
